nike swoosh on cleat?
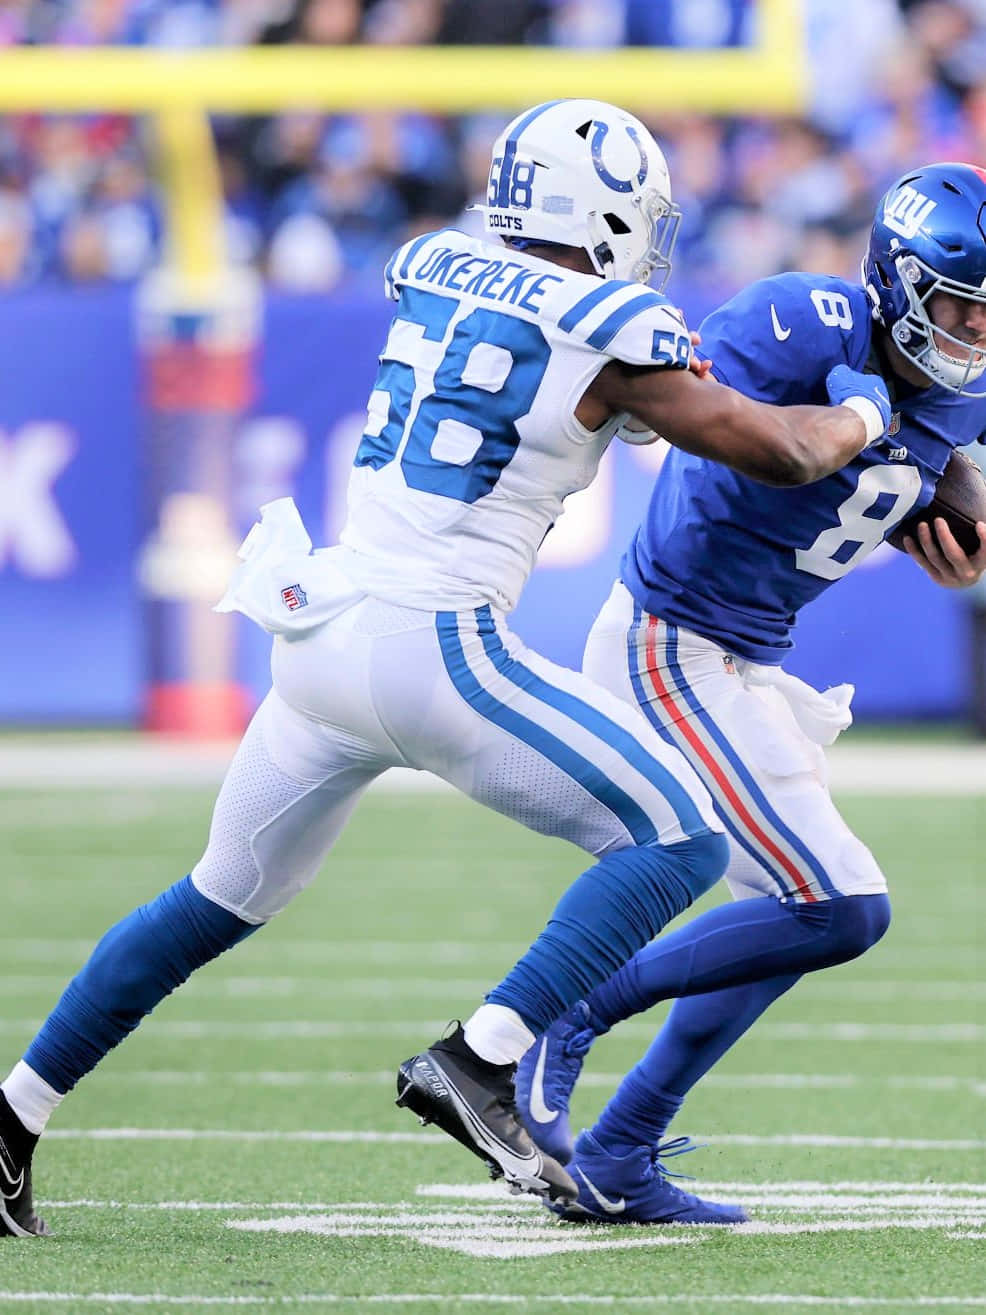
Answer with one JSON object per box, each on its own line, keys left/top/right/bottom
{"left": 427, "top": 1057, "right": 543, "bottom": 1176}
{"left": 527, "top": 1039, "right": 560, "bottom": 1125}
{"left": 0, "top": 1135, "right": 24, "bottom": 1201}
{"left": 576, "top": 1167, "right": 626, "bottom": 1215}
{"left": 770, "top": 304, "right": 792, "bottom": 341}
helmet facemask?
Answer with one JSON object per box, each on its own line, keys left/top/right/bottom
{"left": 889, "top": 251, "right": 986, "bottom": 394}
{"left": 586, "top": 189, "right": 681, "bottom": 289}
{"left": 632, "top": 188, "right": 682, "bottom": 288}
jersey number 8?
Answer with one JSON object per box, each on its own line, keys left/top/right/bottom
{"left": 795, "top": 464, "right": 923, "bottom": 580}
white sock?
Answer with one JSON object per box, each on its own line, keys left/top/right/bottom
{"left": 464, "top": 1004, "right": 535, "bottom": 1066}
{"left": 2, "top": 1062, "right": 64, "bottom": 1135}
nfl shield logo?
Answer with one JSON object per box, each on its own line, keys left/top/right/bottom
{"left": 281, "top": 583, "right": 308, "bottom": 611}
{"left": 888, "top": 412, "right": 901, "bottom": 436}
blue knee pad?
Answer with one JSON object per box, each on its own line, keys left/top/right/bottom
{"left": 791, "top": 889, "right": 891, "bottom": 960}
{"left": 24, "top": 875, "right": 256, "bottom": 1093}
{"left": 587, "top": 888, "right": 892, "bottom": 1030}
{"left": 487, "top": 829, "right": 728, "bottom": 1034}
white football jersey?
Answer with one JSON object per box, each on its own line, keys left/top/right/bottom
{"left": 338, "top": 228, "right": 691, "bottom": 612}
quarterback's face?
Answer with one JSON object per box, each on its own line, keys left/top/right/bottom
{"left": 928, "top": 290, "right": 986, "bottom": 368}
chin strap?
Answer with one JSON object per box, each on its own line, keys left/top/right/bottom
{"left": 505, "top": 237, "right": 571, "bottom": 254}
{"left": 585, "top": 210, "right": 616, "bottom": 279}
{"left": 592, "top": 241, "right": 615, "bottom": 275}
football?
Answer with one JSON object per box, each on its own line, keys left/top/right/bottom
{"left": 887, "top": 448, "right": 986, "bottom": 556}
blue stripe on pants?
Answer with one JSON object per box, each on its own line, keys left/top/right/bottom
{"left": 473, "top": 605, "right": 710, "bottom": 839}
{"left": 436, "top": 609, "right": 661, "bottom": 846}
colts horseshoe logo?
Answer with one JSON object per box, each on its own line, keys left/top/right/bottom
{"left": 589, "top": 122, "right": 648, "bottom": 194}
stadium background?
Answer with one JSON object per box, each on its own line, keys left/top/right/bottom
{"left": 0, "top": 5, "right": 984, "bottom": 1310}
{"left": 0, "top": 0, "right": 984, "bottom": 736}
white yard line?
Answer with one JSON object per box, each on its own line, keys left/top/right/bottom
{"left": 34, "top": 1183, "right": 986, "bottom": 1209}
{"left": 0, "top": 1019, "right": 980, "bottom": 1043}
{"left": 38, "top": 1199, "right": 986, "bottom": 1217}
{"left": 0, "top": 936, "right": 978, "bottom": 987}
{"left": 1, "top": 737, "right": 984, "bottom": 793}
{"left": 226, "top": 1197, "right": 986, "bottom": 1253}
{"left": 416, "top": 1181, "right": 986, "bottom": 1198}
{"left": 38, "top": 1129, "right": 986, "bottom": 1150}
{"left": 4, "top": 974, "right": 983, "bottom": 1002}
{"left": 2, "top": 1296, "right": 986, "bottom": 1308}
{"left": 20, "top": 1182, "right": 986, "bottom": 1268}
{"left": 39, "top": 1183, "right": 986, "bottom": 1212}
{"left": 741, "top": 1023, "right": 984, "bottom": 1042}
{"left": 68, "top": 1069, "right": 986, "bottom": 1096}
{"left": 0, "top": 939, "right": 529, "bottom": 962}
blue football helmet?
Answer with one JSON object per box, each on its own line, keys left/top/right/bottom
{"left": 863, "top": 162, "right": 986, "bottom": 394}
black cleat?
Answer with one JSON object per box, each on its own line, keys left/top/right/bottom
{"left": 396, "top": 1023, "right": 578, "bottom": 1205}
{"left": 0, "top": 1090, "right": 50, "bottom": 1237}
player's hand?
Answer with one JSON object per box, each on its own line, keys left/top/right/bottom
{"left": 902, "top": 518, "right": 986, "bottom": 588}
{"left": 825, "top": 364, "right": 892, "bottom": 445}
{"left": 687, "top": 329, "right": 713, "bottom": 380}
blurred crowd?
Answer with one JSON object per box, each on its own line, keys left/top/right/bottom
{"left": 0, "top": 0, "right": 983, "bottom": 295}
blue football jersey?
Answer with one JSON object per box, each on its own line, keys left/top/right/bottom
{"left": 622, "top": 272, "right": 986, "bottom": 663}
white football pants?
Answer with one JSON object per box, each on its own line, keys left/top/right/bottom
{"left": 191, "top": 597, "right": 721, "bottom": 923}
{"left": 582, "top": 582, "right": 888, "bottom": 904}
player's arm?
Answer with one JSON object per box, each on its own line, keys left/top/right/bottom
{"left": 584, "top": 360, "right": 889, "bottom": 487}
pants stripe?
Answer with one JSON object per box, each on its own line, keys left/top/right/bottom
{"left": 629, "top": 608, "right": 832, "bottom": 901}
{"left": 436, "top": 609, "right": 659, "bottom": 846}
{"left": 474, "top": 606, "right": 711, "bottom": 839}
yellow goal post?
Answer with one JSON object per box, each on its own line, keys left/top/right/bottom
{"left": 0, "top": 0, "right": 806, "bottom": 291}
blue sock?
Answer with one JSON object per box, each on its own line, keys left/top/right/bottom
{"left": 592, "top": 1072, "right": 685, "bottom": 1156}
{"left": 592, "top": 974, "right": 799, "bottom": 1153}
{"left": 485, "top": 830, "right": 728, "bottom": 1035}
{"left": 24, "top": 876, "right": 256, "bottom": 1093}
{"left": 587, "top": 892, "right": 891, "bottom": 1029}
{"left": 587, "top": 893, "right": 891, "bottom": 1153}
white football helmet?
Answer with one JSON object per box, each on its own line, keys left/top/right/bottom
{"left": 480, "top": 99, "right": 680, "bottom": 288}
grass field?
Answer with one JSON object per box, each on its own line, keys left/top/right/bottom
{"left": 0, "top": 783, "right": 983, "bottom": 1314}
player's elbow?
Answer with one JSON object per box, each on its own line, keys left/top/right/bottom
{"left": 772, "top": 425, "right": 855, "bottom": 485}
{"left": 756, "top": 412, "right": 860, "bottom": 487}
{"left": 753, "top": 442, "right": 821, "bottom": 487}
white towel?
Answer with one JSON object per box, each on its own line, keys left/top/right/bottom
{"left": 215, "top": 497, "right": 365, "bottom": 636}
{"left": 742, "top": 664, "right": 855, "bottom": 747}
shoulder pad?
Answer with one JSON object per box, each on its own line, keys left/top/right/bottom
{"left": 383, "top": 229, "right": 456, "bottom": 300}
{"left": 556, "top": 281, "right": 691, "bottom": 369}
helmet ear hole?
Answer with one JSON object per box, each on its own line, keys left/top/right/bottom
{"left": 875, "top": 260, "right": 892, "bottom": 290}
{"left": 575, "top": 120, "right": 592, "bottom": 140}
{"left": 603, "top": 213, "right": 631, "bottom": 235}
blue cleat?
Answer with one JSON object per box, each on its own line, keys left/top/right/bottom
{"left": 515, "top": 1001, "right": 597, "bottom": 1165}
{"left": 548, "top": 1130, "right": 748, "bottom": 1225}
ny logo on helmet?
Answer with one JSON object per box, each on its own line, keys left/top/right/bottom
{"left": 883, "top": 186, "right": 937, "bottom": 239}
